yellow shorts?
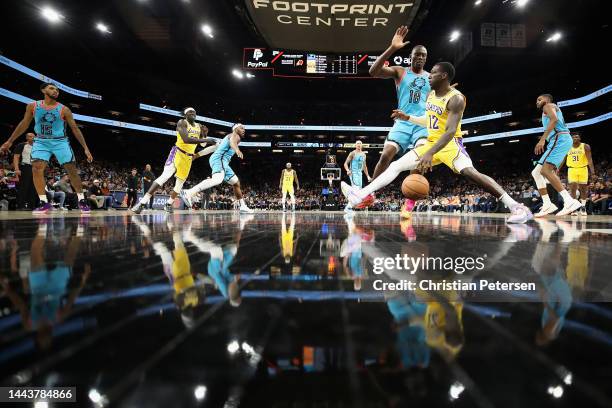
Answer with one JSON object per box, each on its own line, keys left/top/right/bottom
{"left": 282, "top": 184, "right": 294, "bottom": 195}
{"left": 165, "top": 147, "right": 193, "bottom": 180}
{"left": 568, "top": 167, "right": 588, "bottom": 184}
{"left": 413, "top": 137, "right": 473, "bottom": 173}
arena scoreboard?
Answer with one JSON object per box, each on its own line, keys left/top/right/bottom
{"left": 243, "top": 48, "right": 411, "bottom": 78}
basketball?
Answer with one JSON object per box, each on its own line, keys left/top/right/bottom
{"left": 401, "top": 174, "right": 429, "bottom": 200}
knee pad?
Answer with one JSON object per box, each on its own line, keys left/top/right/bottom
{"left": 531, "top": 165, "right": 547, "bottom": 189}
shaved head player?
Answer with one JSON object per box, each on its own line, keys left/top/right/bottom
{"left": 368, "top": 26, "right": 430, "bottom": 218}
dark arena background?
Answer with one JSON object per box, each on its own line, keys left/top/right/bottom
{"left": 0, "top": 0, "right": 611, "bottom": 407}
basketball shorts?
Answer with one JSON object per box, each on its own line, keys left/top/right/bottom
{"left": 568, "top": 167, "right": 588, "bottom": 184}
{"left": 537, "top": 132, "right": 572, "bottom": 168}
{"left": 282, "top": 183, "right": 294, "bottom": 195}
{"left": 31, "top": 137, "right": 74, "bottom": 165}
{"left": 413, "top": 137, "right": 473, "bottom": 173}
{"left": 387, "top": 121, "right": 428, "bottom": 157}
{"left": 209, "top": 154, "right": 236, "bottom": 183}
{"left": 350, "top": 172, "right": 363, "bottom": 188}
{"left": 165, "top": 146, "right": 193, "bottom": 180}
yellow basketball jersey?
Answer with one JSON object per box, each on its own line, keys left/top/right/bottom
{"left": 566, "top": 243, "right": 589, "bottom": 289}
{"left": 425, "top": 88, "right": 465, "bottom": 142}
{"left": 282, "top": 227, "right": 294, "bottom": 257}
{"left": 175, "top": 121, "right": 201, "bottom": 154}
{"left": 282, "top": 169, "right": 295, "bottom": 186}
{"left": 424, "top": 301, "right": 464, "bottom": 357}
{"left": 172, "top": 247, "right": 195, "bottom": 293}
{"left": 566, "top": 143, "right": 588, "bottom": 168}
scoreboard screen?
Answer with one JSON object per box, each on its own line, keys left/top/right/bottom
{"left": 244, "top": 48, "right": 411, "bottom": 78}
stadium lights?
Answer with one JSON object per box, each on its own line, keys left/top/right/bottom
{"left": 516, "top": 0, "right": 529, "bottom": 7}
{"left": 508, "top": 139, "right": 519, "bottom": 143}
{"left": 547, "top": 385, "right": 564, "bottom": 399}
{"left": 201, "top": 24, "right": 213, "bottom": 38}
{"left": 449, "top": 30, "right": 461, "bottom": 42}
{"left": 96, "top": 22, "right": 111, "bottom": 34}
{"left": 546, "top": 32, "right": 562, "bottom": 42}
{"left": 475, "top": 0, "right": 482, "bottom": 5}
{"left": 481, "top": 142, "right": 495, "bottom": 146}
{"left": 194, "top": 385, "right": 207, "bottom": 401}
{"left": 227, "top": 340, "right": 240, "bottom": 354}
{"left": 41, "top": 6, "right": 64, "bottom": 23}
{"left": 231, "top": 69, "right": 244, "bottom": 79}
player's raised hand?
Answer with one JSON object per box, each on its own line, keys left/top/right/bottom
{"left": 391, "top": 109, "right": 410, "bottom": 121}
{"left": 391, "top": 26, "right": 410, "bottom": 50}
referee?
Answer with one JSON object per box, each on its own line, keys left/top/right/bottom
{"left": 13, "top": 133, "right": 36, "bottom": 209}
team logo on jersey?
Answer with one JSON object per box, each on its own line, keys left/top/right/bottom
{"left": 411, "top": 77, "right": 427, "bottom": 89}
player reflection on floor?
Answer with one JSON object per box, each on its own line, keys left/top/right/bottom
{"left": 1, "top": 220, "right": 90, "bottom": 350}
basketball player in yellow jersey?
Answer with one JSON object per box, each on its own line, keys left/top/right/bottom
{"left": 131, "top": 107, "right": 217, "bottom": 214}
{"left": 343, "top": 62, "right": 533, "bottom": 223}
{"left": 559, "top": 133, "right": 594, "bottom": 216}
{"left": 280, "top": 162, "right": 300, "bottom": 212}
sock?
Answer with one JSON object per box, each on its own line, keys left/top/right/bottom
{"left": 559, "top": 190, "right": 573, "bottom": 204}
{"left": 360, "top": 166, "right": 400, "bottom": 196}
{"left": 167, "top": 197, "right": 174, "bottom": 204}
{"left": 580, "top": 199, "right": 586, "bottom": 206}
{"left": 77, "top": 193, "right": 84, "bottom": 201}
{"left": 140, "top": 193, "right": 152, "bottom": 204}
{"left": 239, "top": 199, "right": 246, "bottom": 207}
{"left": 38, "top": 194, "right": 47, "bottom": 203}
{"left": 541, "top": 194, "right": 551, "bottom": 206}
{"left": 499, "top": 193, "right": 518, "bottom": 209}
{"left": 191, "top": 177, "right": 220, "bottom": 194}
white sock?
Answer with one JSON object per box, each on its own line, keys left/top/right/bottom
{"left": 239, "top": 199, "right": 246, "bottom": 207}
{"left": 38, "top": 194, "right": 47, "bottom": 203}
{"left": 580, "top": 198, "right": 586, "bottom": 205}
{"left": 541, "top": 194, "right": 551, "bottom": 206}
{"left": 559, "top": 190, "right": 573, "bottom": 204}
{"left": 140, "top": 193, "right": 152, "bottom": 204}
{"left": 191, "top": 176, "right": 222, "bottom": 195}
{"left": 499, "top": 193, "right": 518, "bottom": 209}
{"left": 77, "top": 193, "right": 84, "bottom": 201}
{"left": 360, "top": 166, "right": 399, "bottom": 196}
{"left": 166, "top": 197, "right": 174, "bottom": 204}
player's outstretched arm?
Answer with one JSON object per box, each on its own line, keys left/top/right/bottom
{"left": 1, "top": 103, "right": 34, "bottom": 153}
{"left": 369, "top": 26, "right": 409, "bottom": 80}
{"left": 391, "top": 109, "right": 427, "bottom": 127}
{"left": 64, "top": 107, "right": 93, "bottom": 162}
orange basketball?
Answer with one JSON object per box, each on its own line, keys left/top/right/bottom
{"left": 401, "top": 174, "right": 429, "bottom": 200}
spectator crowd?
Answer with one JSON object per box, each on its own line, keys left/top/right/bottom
{"left": 1, "top": 153, "right": 611, "bottom": 215}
